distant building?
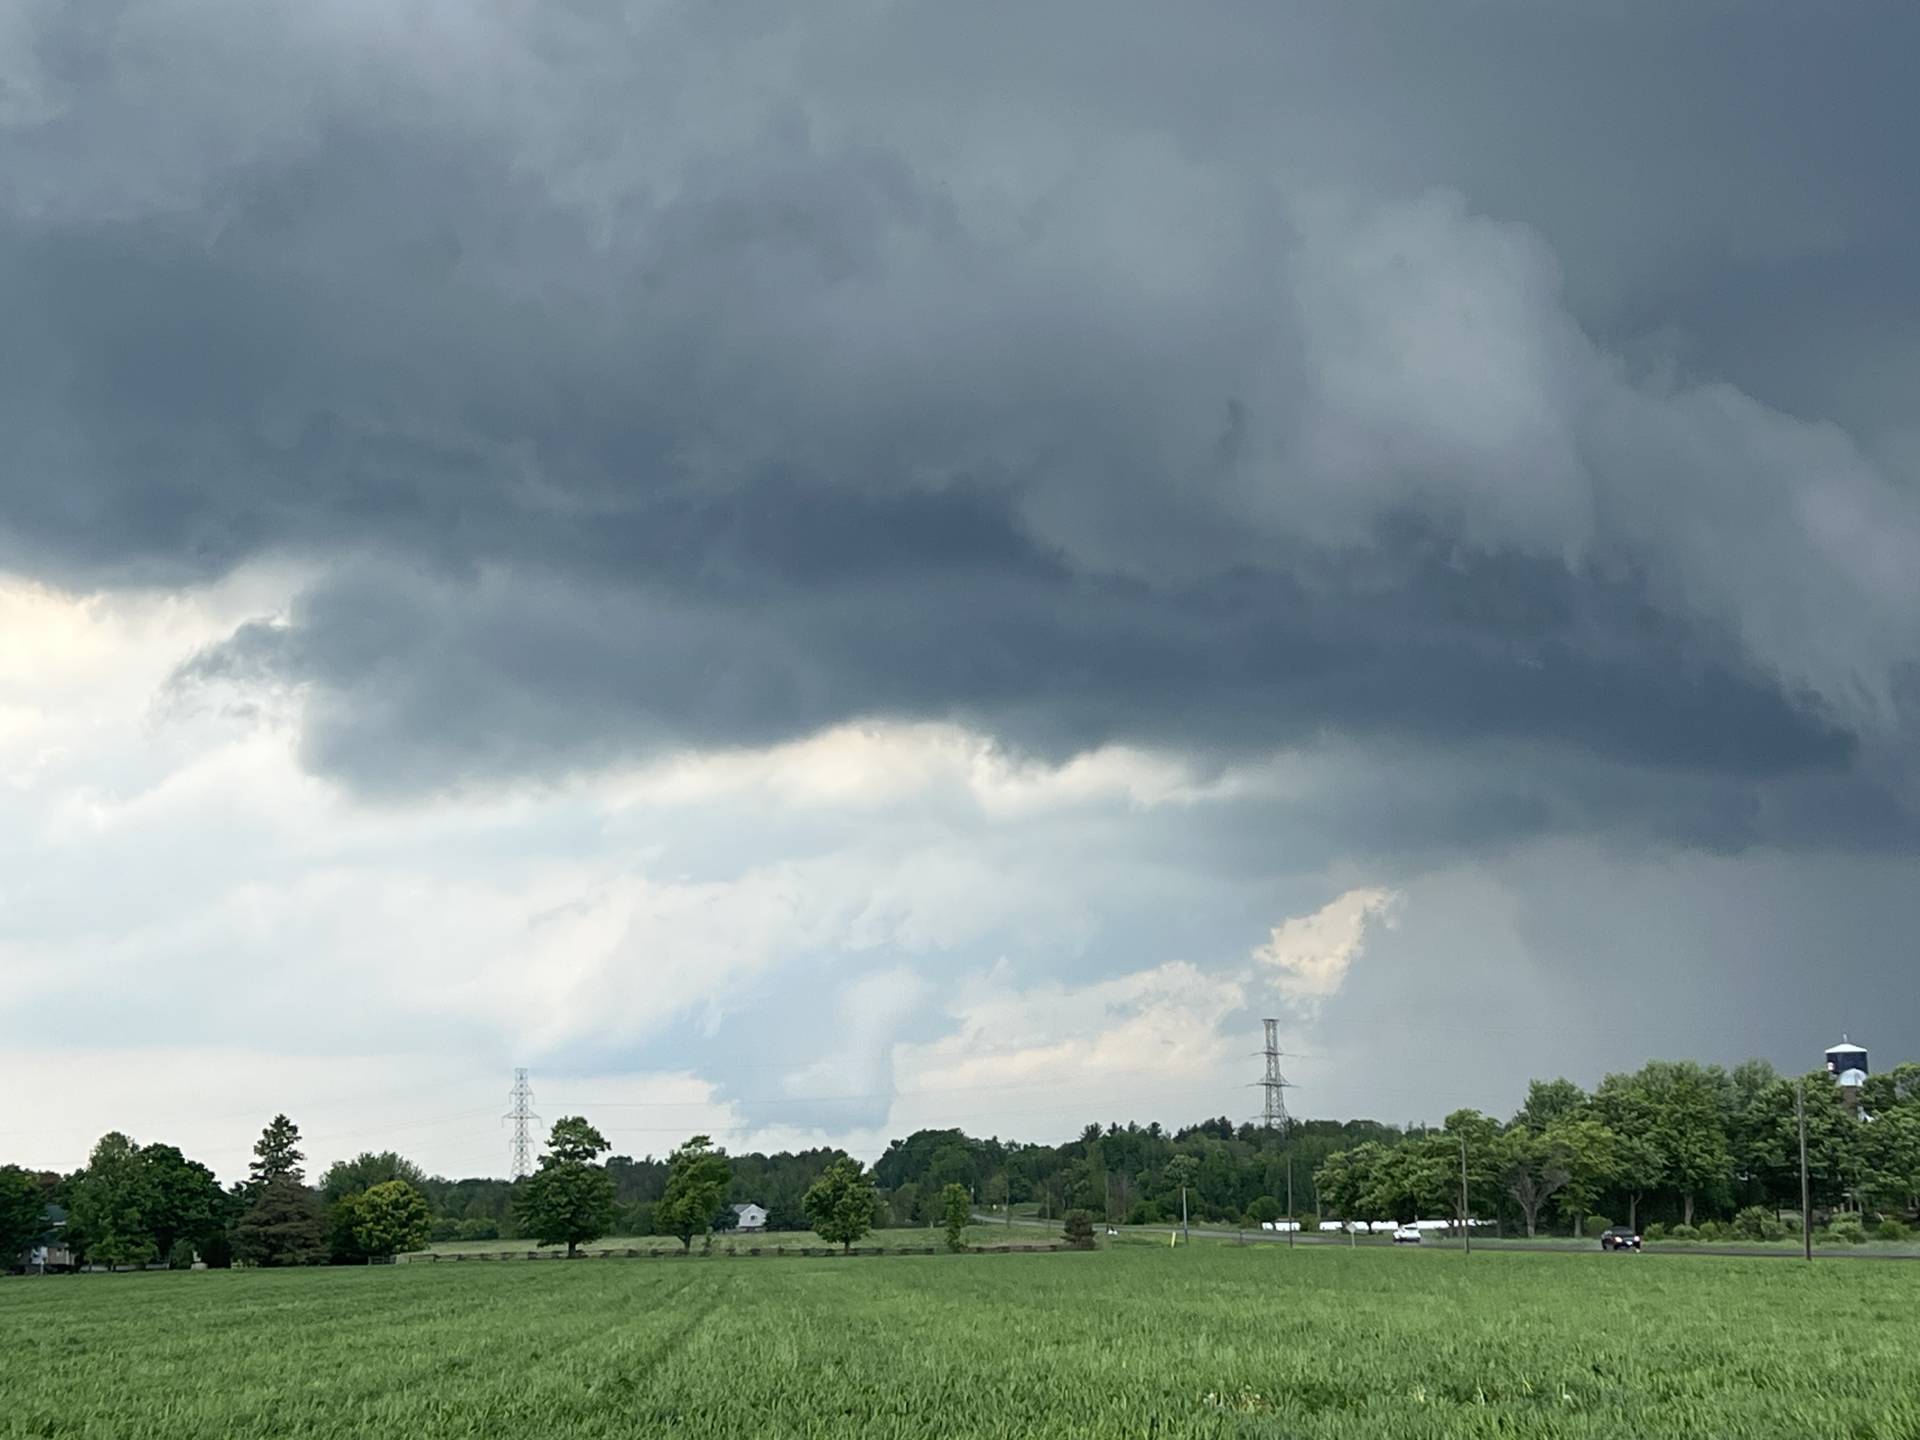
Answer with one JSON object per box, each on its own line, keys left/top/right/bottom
{"left": 21, "top": 1205, "right": 73, "bottom": 1274}
{"left": 731, "top": 1202, "right": 768, "bottom": 1232}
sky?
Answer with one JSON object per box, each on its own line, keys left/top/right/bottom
{"left": 4, "top": 0, "right": 1918, "bottom": 1183}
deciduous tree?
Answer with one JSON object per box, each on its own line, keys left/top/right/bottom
{"left": 0, "top": 1165, "right": 47, "bottom": 1266}
{"left": 1546, "top": 1117, "right": 1620, "bottom": 1238}
{"left": 1514, "top": 1079, "right": 1586, "bottom": 1134}
{"left": 1499, "top": 1129, "right": 1568, "bottom": 1238}
{"left": 803, "top": 1157, "right": 877, "bottom": 1253}
{"left": 348, "top": 1180, "right": 433, "bottom": 1260}
{"left": 518, "top": 1117, "right": 617, "bottom": 1257}
{"left": 653, "top": 1134, "right": 730, "bottom": 1254}
{"left": 69, "top": 1133, "right": 156, "bottom": 1271}
{"left": 941, "top": 1182, "right": 970, "bottom": 1251}
{"left": 138, "top": 1144, "right": 225, "bottom": 1265}
{"left": 319, "top": 1152, "right": 428, "bottom": 1205}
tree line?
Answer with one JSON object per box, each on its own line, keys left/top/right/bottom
{"left": 8, "top": 1053, "right": 1916, "bottom": 1270}
{"left": 1314, "top": 1060, "right": 1920, "bottom": 1240}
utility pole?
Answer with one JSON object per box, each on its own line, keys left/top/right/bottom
{"left": 1260, "top": 1019, "right": 1293, "bottom": 1133}
{"left": 1797, "top": 1079, "right": 1813, "bottom": 1263}
{"left": 1459, "top": 1135, "right": 1471, "bottom": 1257}
{"left": 1181, "top": 1183, "right": 1189, "bottom": 1245}
{"left": 1286, "top": 1154, "right": 1295, "bottom": 1251}
{"left": 504, "top": 1068, "right": 538, "bottom": 1181}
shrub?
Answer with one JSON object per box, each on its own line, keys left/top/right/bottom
{"left": 1827, "top": 1215, "right": 1867, "bottom": 1245}
{"left": 1063, "top": 1211, "right": 1096, "bottom": 1248}
{"left": 1245, "top": 1196, "right": 1282, "bottom": 1225}
{"left": 1731, "top": 1207, "right": 1782, "bottom": 1242}
{"left": 1643, "top": 1222, "right": 1667, "bottom": 1242}
{"left": 1667, "top": 1223, "right": 1700, "bottom": 1242}
{"left": 1874, "top": 1218, "right": 1911, "bottom": 1242}
{"left": 1127, "top": 1200, "right": 1164, "bottom": 1225}
{"left": 1696, "top": 1220, "right": 1725, "bottom": 1242}
{"left": 1583, "top": 1216, "right": 1614, "bottom": 1238}
{"left": 454, "top": 1218, "right": 500, "bottom": 1242}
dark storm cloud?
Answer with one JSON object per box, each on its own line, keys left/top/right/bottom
{"left": 6, "top": 1, "right": 1919, "bottom": 846}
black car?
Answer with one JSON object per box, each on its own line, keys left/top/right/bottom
{"left": 1599, "top": 1226, "right": 1642, "bottom": 1251}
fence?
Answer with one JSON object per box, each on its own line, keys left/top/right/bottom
{"left": 398, "top": 1241, "right": 1081, "bottom": 1264}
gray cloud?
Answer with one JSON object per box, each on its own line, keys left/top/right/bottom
{"left": 7, "top": 0, "right": 1919, "bottom": 858}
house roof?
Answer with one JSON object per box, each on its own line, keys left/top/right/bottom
{"left": 731, "top": 1202, "right": 763, "bottom": 1214}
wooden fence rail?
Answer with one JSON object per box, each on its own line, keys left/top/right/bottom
{"left": 399, "top": 1242, "right": 1081, "bottom": 1264}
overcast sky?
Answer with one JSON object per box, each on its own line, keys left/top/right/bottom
{"left": 5, "top": 1, "right": 1918, "bottom": 1183}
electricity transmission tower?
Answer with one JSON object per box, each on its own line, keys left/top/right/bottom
{"left": 1260, "top": 1019, "right": 1293, "bottom": 1132}
{"left": 504, "top": 1068, "right": 539, "bottom": 1180}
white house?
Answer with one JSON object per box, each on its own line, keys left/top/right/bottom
{"left": 731, "top": 1203, "right": 768, "bottom": 1232}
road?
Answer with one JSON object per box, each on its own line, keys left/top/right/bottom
{"left": 974, "top": 1214, "right": 1920, "bottom": 1261}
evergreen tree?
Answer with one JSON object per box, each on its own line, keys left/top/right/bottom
{"left": 234, "top": 1116, "right": 325, "bottom": 1266}
{"left": 250, "top": 1114, "right": 307, "bottom": 1186}
{"left": 233, "top": 1177, "right": 327, "bottom": 1267}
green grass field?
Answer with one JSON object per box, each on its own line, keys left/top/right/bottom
{"left": 422, "top": 1223, "right": 1027, "bottom": 1255}
{"left": 4, "top": 1245, "right": 1916, "bottom": 1437}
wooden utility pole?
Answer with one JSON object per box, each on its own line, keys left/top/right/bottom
{"left": 1460, "top": 1135, "right": 1472, "bottom": 1257}
{"left": 1797, "top": 1079, "right": 1813, "bottom": 1263}
{"left": 1286, "top": 1155, "right": 1295, "bottom": 1251}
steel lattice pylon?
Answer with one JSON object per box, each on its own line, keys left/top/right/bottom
{"left": 1260, "top": 1019, "right": 1292, "bottom": 1132}
{"left": 504, "top": 1068, "right": 539, "bottom": 1180}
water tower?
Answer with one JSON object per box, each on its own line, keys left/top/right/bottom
{"left": 1825, "top": 1036, "right": 1867, "bottom": 1107}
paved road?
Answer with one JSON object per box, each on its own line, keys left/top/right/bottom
{"left": 975, "top": 1214, "right": 1920, "bottom": 1261}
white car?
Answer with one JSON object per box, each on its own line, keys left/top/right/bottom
{"left": 1391, "top": 1225, "right": 1422, "bottom": 1244}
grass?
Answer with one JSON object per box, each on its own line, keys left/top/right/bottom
{"left": 4, "top": 1244, "right": 1918, "bottom": 1437}
{"left": 422, "top": 1224, "right": 1026, "bottom": 1255}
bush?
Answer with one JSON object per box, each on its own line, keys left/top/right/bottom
{"left": 1696, "top": 1220, "right": 1725, "bottom": 1242}
{"left": 1245, "top": 1196, "right": 1282, "bottom": 1225}
{"left": 1667, "top": 1223, "right": 1700, "bottom": 1242}
{"left": 1063, "top": 1211, "right": 1096, "bottom": 1247}
{"left": 454, "top": 1218, "right": 500, "bottom": 1242}
{"left": 1643, "top": 1222, "right": 1667, "bottom": 1242}
{"left": 429, "top": 1218, "right": 459, "bottom": 1242}
{"left": 167, "top": 1240, "right": 199, "bottom": 1270}
{"left": 1731, "top": 1206, "right": 1785, "bottom": 1242}
{"left": 1127, "top": 1200, "right": 1164, "bottom": 1225}
{"left": 1583, "top": 1215, "right": 1614, "bottom": 1238}
{"left": 1827, "top": 1215, "right": 1867, "bottom": 1245}
{"left": 1874, "top": 1218, "right": 1911, "bottom": 1242}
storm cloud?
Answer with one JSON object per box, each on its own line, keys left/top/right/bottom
{"left": 4, "top": 1, "right": 1919, "bottom": 1171}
